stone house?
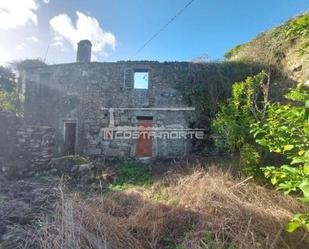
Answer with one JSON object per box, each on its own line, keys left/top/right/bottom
{"left": 23, "top": 40, "right": 204, "bottom": 158}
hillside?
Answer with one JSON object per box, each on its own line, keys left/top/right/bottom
{"left": 225, "top": 12, "right": 309, "bottom": 84}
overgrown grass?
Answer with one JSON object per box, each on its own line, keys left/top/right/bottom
{"left": 199, "top": 232, "right": 236, "bottom": 249}
{"left": 108, "top": 162, "right": 154, "bottom": 190}
{"left": 34, "top": 167, "right": 309, "bottom": 249}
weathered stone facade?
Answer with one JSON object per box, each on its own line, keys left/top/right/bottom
{"left": 23, "top": 60, "right": 204, "bottom": 158}
{"left": 23, "top": 40, "right": 266, "bottom": 158}
{"left": 0, "top": 112, "right": 55, "bottom": 177}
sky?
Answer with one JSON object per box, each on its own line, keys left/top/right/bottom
{"left": 0, "top": 0, "right": 308, "bottom": 65}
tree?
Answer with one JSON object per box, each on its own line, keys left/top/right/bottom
{"left": 212, "top": 71, "right": 269, "bottom": 151}
{"left": 0, "top": 66, "right": 16, "bottom": 92}
{"left": 0, "top": 66, "right": 23, "bottom": 115}
{"left": 13, "top": 59, "right": 46, "bottom": 71}
{"left": 212, "top": 71, "right": 269, "bottom": 175}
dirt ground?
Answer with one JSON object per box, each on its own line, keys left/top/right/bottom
{"left": 0, "top": 175, "right": 58, "bottom": 249}
{"left": 0, "top": 156, "right": 220, "bottom": 249}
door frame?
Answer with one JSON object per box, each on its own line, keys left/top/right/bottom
{"left": 135, "top": 116, "right": 153, "bottom": 158}
{"left": 63, "top": 119, "right": 78, "bottom": 155}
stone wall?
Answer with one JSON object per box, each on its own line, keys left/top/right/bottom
{"left": 0, "top": 112, "right": 55, "bottom": 178}
{"left": 16, "top": 125, "right": 55, "bottom": 171}
{"left": 0, "top": 112, "right": 21, "bottom": 159}
{"left": 24, "top": 62, "right": 196, "bottom": 158}
{"left": 23, "top": 61, "right": 258, "bottom": 158}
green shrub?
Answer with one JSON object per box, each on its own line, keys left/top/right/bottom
{"left": 0, "top": 66, "right": 23, "bottom": 115}
{"left": 0, "top": 89, "right": 23, "bottom": 115}
{"left": 212, "top": 72, "right": 269, "bottom": 175}
{"left": 212, "top": 71, "right": 267, "bottom": 152}
{"left": 285, "top": 12, "right": 309, "bottom": 54}
{"left": 251, "top": 83, "right": 309, "bottom": 232}
{"left": 240, "top": 143, "right": 262, "bottom": 176}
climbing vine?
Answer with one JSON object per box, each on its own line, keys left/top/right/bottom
{"left": 175, "top": 61, "right": 262, "bottom": 151}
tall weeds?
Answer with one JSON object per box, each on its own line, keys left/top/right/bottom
{"left": 35, "top": 167, "right": 309, "bottom": 249}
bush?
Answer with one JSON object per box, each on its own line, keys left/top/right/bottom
{"left": 212, "top": 71, "right": 268, "bottom": 152}
{"left": 251, "top": 84, "right": 309, "bottom": 232}
{"left": 212, "top": 71, "right": 269, "bottom": 174}
{"left": 0, "top": 66, "right": 23, "bottom": 115}
{"left": 0, "top": 90, "right": 23, "bottom": 114}
{"left": 285, "top": 12, "right": 309, "bottom": 54}
{"left": 239, "top": 144, "right": 261, "bottom": 176}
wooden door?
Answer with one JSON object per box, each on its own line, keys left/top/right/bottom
{"left": 64, "top": 122, "right": 76, "bottom": 155}
{"left": 136, "top": 119, "right": 152, "bottom": 157}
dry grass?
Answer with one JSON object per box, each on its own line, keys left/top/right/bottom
{"left": 36, "top": 167, "right": 309, "bottom": 249}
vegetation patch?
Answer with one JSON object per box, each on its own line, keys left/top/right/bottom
{"left": 108, "top": 161, "right": 154, "bottom": 190}
{"left": 224, "top": 44, "right": 246, "bottom": 59}
{"left": 58, "top": 155, "right": 89, "bottom": 165}
{"left": 212, "top": 71, "right": 269, "bottom": 175}
{"left": 212, "top": 69, "right": 309, "bottom": 232}
{"left": 0, "top": 66, "right": 23, "bottom": 115}
{"left": 224, "top": 11, "right": 309, "bottom": 85}
{"left": 175, "top": 61, "right": 263, "bottom": 151}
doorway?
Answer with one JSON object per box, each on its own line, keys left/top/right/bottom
{"left": 64, "top": 121, "right": 77, "bottom": 155}
{"left": 136, "top": 117, "right": 153, "bottom": 157}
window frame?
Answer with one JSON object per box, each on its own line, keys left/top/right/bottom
{"left": 133, "top": 69, "right": 149, "bottom": 90}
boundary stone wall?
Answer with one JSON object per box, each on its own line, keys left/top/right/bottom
{"left": 0, "top": 112, "right": 55, "bottom": 178}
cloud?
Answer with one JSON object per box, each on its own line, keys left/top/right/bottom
{"left": 28, "top": 35, "right": 39, "bottom": 43}
{"left": 0, "top": 0, "right": 38, "bottom": 29}
{"left": 51, "top": 35, "right": 67, "bottom": 52}
{"left": 16, "top": 43, "right": 25, "bottom": 51}
{"left": 0, "top": 46, "right": 10, "bottom": 65}
{"left": 42, "top": 0, "right": 50, "bottom": 3}
{"left": 49, "top": 11, "right": 116, "bottom": 57}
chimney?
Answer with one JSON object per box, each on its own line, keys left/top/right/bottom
{"left": 76, "top": 40, "right": 92, "bottom": 63}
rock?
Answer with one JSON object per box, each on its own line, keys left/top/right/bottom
{"left": 71, "top": 163, "right": 93, "bottom": 173}
{"left": 51, "top": 155, "right": 89, "bottom": 175}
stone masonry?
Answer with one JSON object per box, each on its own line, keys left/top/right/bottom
{"left": 23, "top": 40, "right": 225, "bottom": 158}
{"left": 0, "top": 112, "right": 55, "bottom": 177}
